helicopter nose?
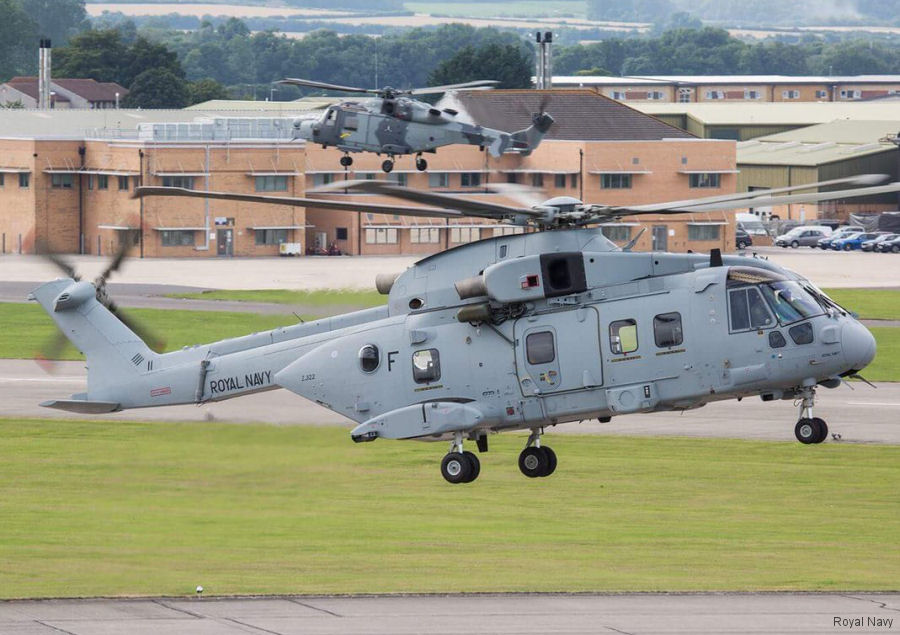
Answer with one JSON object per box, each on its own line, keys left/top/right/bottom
{"left": 842, "top": 320, "right": 877, "bottom": 372}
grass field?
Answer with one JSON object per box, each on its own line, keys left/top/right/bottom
{"left": 0, "top": 303, "right": 300, "bottom": 361}
{"left": 1, "top": 419, "right": 898, "bottom": 598}
{"left": 166, "top": 288, "right": 386, "bottom": 308}
{"left": 822, "top": 288, "right": 900, "bottom": 321}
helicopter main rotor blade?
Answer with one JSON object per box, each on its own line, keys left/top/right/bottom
{"left": 278, "top": 78, "right": 377, "bottom": 94}
{"left": 135, "top": 186, "right": 465, "bottom": 219}
{"left": 409, "top": 80, "right": 499, "bottom": 95}
{"left": 312, "top": 180, "right": 540, "bottom": 220}
{"left": 620, "top": 174, "right": 891, "bottom": 213}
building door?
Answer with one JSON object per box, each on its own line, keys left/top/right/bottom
{"left": 315, "top": 232, "right": 328, "bottom": 251}
{"left": 217, "top": 229, "right": 233, "bottom": 256}
{"left": 652, "top": 225, "right": 668, "bottom": 251}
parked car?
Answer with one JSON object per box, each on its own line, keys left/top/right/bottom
{"left": 817, "top": 225, "right": 865, "bottom": 249}
{"left": 774, "top": 226, "right": 831, "bottom": 248}
{"left": 876, "top": 235, "right": 900, "bottom": 253}
{"left": 831, "top": 232, "right": 881, "bottom": 251}
{"left": 861, "top": 233, "right": 897, "bottom": 252}
{"left": 735, "top": 227, "right": 753, "bottom": 250}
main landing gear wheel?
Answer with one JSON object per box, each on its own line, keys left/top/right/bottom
{"left": 441, "top": 452, "right": 472, "bottom": 484}
{"left": 462, "top": 450, "right": 480, "bottom": 482}
{"left": 340, "top": 155, "right": 353, "bottom": 167}
{"left": 518, "top": 445, "right": 556, "bottom": 478}
{"left": 541, "top": 446, "right": 557, "bottom": 477}
{"left": 415, "top": 156, "right": 427, "bottom": 171}
{"left": 381, "top": 159, "right": 394, "bottom": 173}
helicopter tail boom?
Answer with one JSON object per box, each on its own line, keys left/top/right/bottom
{"left": 490, "top": 112, "right": 555, "bottom": 157}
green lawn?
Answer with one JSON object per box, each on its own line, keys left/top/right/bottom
{"left": 0, "top": 303, "right": 301, "bottom": 361}
{"left": 0, "top": 420, "right": 897, "bottom": 598}
{"left": 822, "top": 288, "right": 900, "bottom": 321}
{"left": 167, "top": 288, "right": 386, "bottom": 309}
{"left": 404, "top": 1, "right": 587, "bottom": 18}
{"left": 865, "top": 327, "right": 900, "bottom": 382}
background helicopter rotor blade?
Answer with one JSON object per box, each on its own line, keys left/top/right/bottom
{"left": 482, "top": 182, "right": 547, "bottom": 209}
{"left": 135, "top": 186, "right": 464, "bottom": 219}
{"left": 278, "top": 78, "right": 378, "bottom": 94}
{"left": 408, "top": 80, "right": 499, "bottom": 95}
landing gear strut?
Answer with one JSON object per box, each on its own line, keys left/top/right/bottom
{"left": 340, "top": 154, "right": 353, "bottom": 167}
{"left": 518, "top": 429, "right": 557, "bottom": 478}
{"left": 795, "top": 387, "right": 828, "bottom": 444}
{"left": 415, "top": 155, "right": 427, "bottom": 171}
{"left": 381, "top": 158, "right": 394, "bottom": 173}
{"left": 440, "top": 431, "right": 480, "bottom": 484}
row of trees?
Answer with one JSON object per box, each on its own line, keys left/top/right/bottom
{"left": 0, "top": 0, "right": 87, "bottom": 80}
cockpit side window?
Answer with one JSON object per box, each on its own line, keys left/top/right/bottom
{"left": 729, "top": 287, "right": 775, "bottom": 332}
{"left": 324, "top": 108, "right": 336, "bottom": 125}
{"left": 412, "top": 349, "right": 440, "bottom": 384}
{"left": 610, "top": 319, "right": 638, "bottom": 354}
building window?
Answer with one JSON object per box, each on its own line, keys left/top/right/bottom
{"left": 336, "top": 227, "right": 348, "bottom": 240}
{"left": 0, "top": 173, "right": 4, "bottom": 187}
{"left": 601, "top": 174, "right": 632, "bottom": 189}
{"left": 412, "top": 349, "right": 440, "bottom": 383}
{"left": 653, "top": 312, "right": 683, "bottom": 348}
{"left": 612, "top": 91, "right": 625, "bottom": 100}
{"left": 255, "top": 175, "right": 288, "bottom": 192}
{"left": 506, "top": 173, "right": 519, "bottom": 184}
{"left": 688, "top": 224, "right": 721, "bottom": 241}
{"left": 649, "top": 91, "right": 664, "bottom": 100}
{"left": 705, "top": 90, "right": 724, "bottom": 100}
{"left": 744, "top": 90, "right": 760, "bottom": 100}
{"left": 97, "top": 175, "right": 109, "bottom": 189}
{"left": 410, "top": 227, "right": 440, "bottom": 243}
{"left": 689, "top": 173, "right": 720, "bottom": 188}
{"left": 815, "top": 89, "right": 828, "bottom": 99}
{"left": 312, "top": 173, "right": 333, "bottom": 187}
{"left": 493, "top": 226, "right": 525, "bottom": 237}
{"left": 531, "top": 173, "right": 544, "bottom": 187}
{"left": 160, "top": 175, "right": 193, "bottom": 189}
{"left": 255, "top": 229, "right": 288, "bottom": 245}
{"left": 365, "top": 228, "right": 398, "bottom": 244}
{"left": 86, "top": 175, "right": 93, "bottom": 190}
{"left": 609, "top": 319, "right": 638, "bottom": 355}
{"left": 782, "top": 89, "right": 800, "bottom": 100}
{"left": 51, "top": 174, "right": 74, "bottom": 189}
{"left": 19, "top": 173, "right": 30, "bottom": 188}
{"left": 678, "top": 88, "right": 692, "bottom": 103}
{"left": 428, "top": 172, "right": 448, "bottom": 188}
{"left": 571, "top": 173, "right": 578, "bottom": 189}
{"left": 601, "top": 225, "right": 632, "bottom": 242}
{"left": 554, "top": 174, "right": 566, "bottom": 188}
{"left": 526, "top": 331, "right": 555, "bottom": 365}
{"left": 840, "top": 89, "right": 861, "bottom": 99}
{"left": 460, "top": 172, "right": 481, "bottom": 187}
{"left": 118, "top": 176, "right": 129, "bottom": 190}
{"left": 388, "top": 173, "right": 407, "bottom": 186}
{"left": 160, "top": 230, "right": 196, "bottom": 247}
{"left": 450, "top": 227, "right": 480, "bottom": 243}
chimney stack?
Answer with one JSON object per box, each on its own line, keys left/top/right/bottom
{"left": 38, "top": 39, "right": 52, "bottom": 109}
{"left": 535, "top": 32, "right": 553, "bottom": 90}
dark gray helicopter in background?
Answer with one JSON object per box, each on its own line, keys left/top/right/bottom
{"left": 31, "top": 175, "right": 896, "bottom": 483}
{"left": 279, "top": 78, "right": 554, "bottom": 173}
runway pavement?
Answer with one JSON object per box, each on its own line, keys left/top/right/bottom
{"left": 3, "top": 359, "right": 898, "bottom": 444}
{"left": 1, "top": 593, "right": 898, "bottom": 634}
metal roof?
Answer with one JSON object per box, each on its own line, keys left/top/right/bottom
{"left": 737, "top": 120, "right": 900, "bottom": 167}
{"left": 445, "top": 89, "right": 693, "bottom": 141}
{"left": 633, "top": 101, "right": 900, "bottom": 126}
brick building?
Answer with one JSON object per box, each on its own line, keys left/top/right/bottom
{"left": 0, "top": 90, "right": 738, "bottom": 258}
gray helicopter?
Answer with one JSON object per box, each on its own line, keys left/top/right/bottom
{"left": 31, "top": 175, "right": 895, "bottom": 483}
{"left": 279, "top": 78, "right": 554, "bottom": 173}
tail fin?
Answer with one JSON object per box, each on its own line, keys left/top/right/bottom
{"left": 509, "top": 112, "right": 554, "bottom": 156}
{"left": 30, "top": 278, "right": 156, "bottom": 407}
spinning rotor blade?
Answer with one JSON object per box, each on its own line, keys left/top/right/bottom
{"left": 312, "top": 180, "right": 540, "bottom": 220}
{"left": 35, "top": 331, "right": 70, "bottom": 374}
{"left": 483, "top": 182, "right": 547, "bottom": 208}
{"left": 620, "top": 174, "right": 892, "bottom": 213}
{"left": 135, "top": 186, "right": 464, "bottom": 220}
{"left": 278, "top": 78, "right": 377, "bottom": 94}
{"left": 106, "top": 300, "right": 166, "bottom": 353}
{"left": 409, "top": 80, "right": 499, "bottom": 95}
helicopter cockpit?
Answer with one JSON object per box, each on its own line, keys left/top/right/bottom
{"left": 724, "top": 267, "right": 847, "bottom": 335}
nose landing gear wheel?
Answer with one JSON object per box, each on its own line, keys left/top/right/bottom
{"left": 415, "top": 156, "right": 427, "bottom": 171}
{"left": 381, "top": 159, "right": 394, "bottom": 173}
{"left": 795, "top": 418, "right": 828, "bottom": 444}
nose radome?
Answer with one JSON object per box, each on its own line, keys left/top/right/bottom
{"left": 842, "top": 321, "right": 877, "bottom": 372}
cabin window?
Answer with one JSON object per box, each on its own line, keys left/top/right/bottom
{"left": 653, "top": 312, "right": 683, "bottom": 348}
{"left": 728, "top": 287, "right": 774, "bottom": 332}
{"left": 769, "top": 331, "right": 786, "bottom": 348}
{"left": 412, "top": 349, "right": 440, "bottom": 383}
{"left": 526, "top": 331, "right": 555, "bottom": 365}
{"left": 358, "top": 344, "right": 380, "bottom": 373}
{"left": 610, "top": 319, "right": 638, "bottom": 355}
{"left": 343, "top": 115, "right": 358, "bottom": 131}
{"left": 789, "top": 323, "right": 814, "bottom": 345}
